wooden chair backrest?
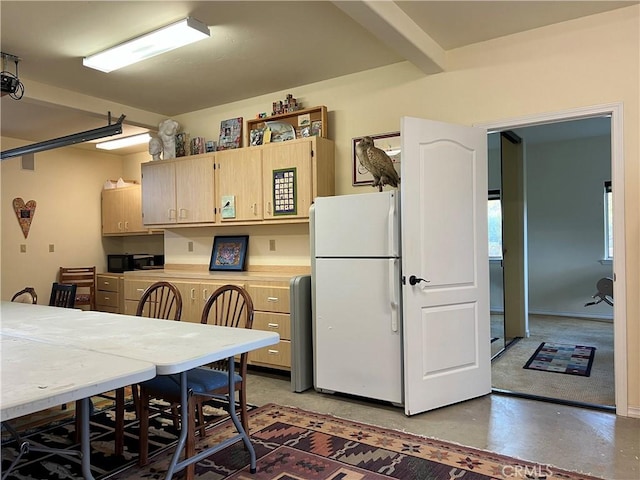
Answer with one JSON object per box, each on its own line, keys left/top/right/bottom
{"left": 200, "top": 284, "right": 254, "bottom": 372}
{"left": 136, "top": 281, "right": 182, "bottom": 321}
{"left": 59, "top": 266, "right": 96, "bottom": 310}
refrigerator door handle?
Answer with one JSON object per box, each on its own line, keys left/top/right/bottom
{"left": 389, "top": 258, "right": 399, "bottom": 332}
{"left": 388, "top": 194, "right": 397, "bottom": 257}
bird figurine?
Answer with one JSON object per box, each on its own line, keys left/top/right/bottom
{"left": 355, "top": 136, "right": 400, "bottom": 192}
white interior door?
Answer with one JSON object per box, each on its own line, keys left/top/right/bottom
{"left": 401, "top": 116, "right": 491, "bottom": 416}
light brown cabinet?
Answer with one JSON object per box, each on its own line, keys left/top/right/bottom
{"left": 215, "top": 136, "right": 334, "bottom": 225}
{"left": 101, "top": 185, "right": 147, "bottom": 235}
{"left": 172, "top": 279, "right": 246, "bottom": 323}
{"left": 122, "top": 270, "right": 304, "bottom": 371}
{"left": 261, "top": 140, "right": 313, "bottom": 221}
{"left": 96, "top": 273, "right": 124, "bottom": 313}
{"left": 141, "top": 155, "right": 216, "bottom": 226}
{"left": 215, "top": 148, "right": 263, "bottom": 222}
{"left": 123, "top": 278, "right": 156, "bottom": 315}
{"left": 246, "top": 281, "right": 292, "bottom": 370}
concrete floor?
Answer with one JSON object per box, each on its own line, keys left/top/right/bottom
{"left": 245, "top": 369, "right": 639, "bottom": 480}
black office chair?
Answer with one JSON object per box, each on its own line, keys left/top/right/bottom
{"left": 11, "top": 287, "right": 38, "bottom": 304}
{"left": 49, "top": 282, "right": 77, "bottom": 308}
{"left": 585, "top": 277, "right": 614, "bottom": 307}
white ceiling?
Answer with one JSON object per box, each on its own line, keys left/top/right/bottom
{"left": 1, "top": 1, "right": 632, "bottom": 151}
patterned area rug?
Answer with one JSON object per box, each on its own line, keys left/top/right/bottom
{"left": 111, "top": 403, "right": 604, "bottom": 480}
{"left": 1, "top": 398, "right": 235, "bottom": 479}
{"left": 523, "top": 342, "right": 596, "bottom": 376}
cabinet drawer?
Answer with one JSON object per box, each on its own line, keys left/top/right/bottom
{"left": 253, "top": 312, "right": 291, "bottom": 341}
{"left": 124, "top": 299, "right": 146, "bottom": 316}
{"left": 97, "top": 291, "right": 119, "bottom": 307}
{"left": 124, "top": 280, "right": 155, "bottom": 300}
{"left": 249, "top": 340, "right": 291, "bottom": 369}
{"left": 97, "top": 275, "right": 120, "bottom": 292}
{"left": 247, "top": 285, "right": 290, "bottom": 313}
{"left": 97, "top": 305, "right": 119, "bottom": 314}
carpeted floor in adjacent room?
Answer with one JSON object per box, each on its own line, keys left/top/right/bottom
{"left": 491, "top": 315, "right": 614, "bottom": 406}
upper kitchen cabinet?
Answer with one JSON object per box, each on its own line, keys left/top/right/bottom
{"left": 216, "top": 147, "right": 263, "bottom": 223}
{"left": 141, "top": 154, "right": 216, "bottom": 226}
{"left": 218, "top": 136, "right": 334, "bottom": 224}
{"left": 261, "top": 136, "right": 335, "bottom": 222}
{"left": 101, "top": 184, "right": 148, "bottom": 235}
{"left": 261, "top": 139, "right": 314, "bottom": 221}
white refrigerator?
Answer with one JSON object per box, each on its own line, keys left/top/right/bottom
{"left": 310, "top": 191, "right": 402, "bottom": 404}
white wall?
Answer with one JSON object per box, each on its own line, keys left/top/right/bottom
{"left": 527, "top": 135, "right": 612, "bottom": 318}
{"left": 488, "top": 134, "right": 613, "bottom": 319}
{"left": 1, "top": 140, "right": 123, "bottom": 301}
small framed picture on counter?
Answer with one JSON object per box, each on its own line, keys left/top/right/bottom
{"left": 209, "top": 235, "right": 249, "bottom": 271}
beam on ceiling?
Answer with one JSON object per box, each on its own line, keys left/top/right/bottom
{"left": 333, "top": 0, "right": 446, "bottom": 74}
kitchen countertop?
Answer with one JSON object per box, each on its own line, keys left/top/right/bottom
{"left": 122, "top": 266, "right": 311, "bottom": 283}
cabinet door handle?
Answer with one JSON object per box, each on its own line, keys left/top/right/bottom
{"left": 267, "top": 323, "right": 280, "bottom": 329}
{"left": 267, "top": 349, "right": 279, "bottom": 355}
{"left": 104, "top": 281, "right": 110, "bottom": 285}
{"left": 104, "top": 296, "right": 110, "bottom": 300}
{"left": 266, "top": 202, "right": 272, "bottom": 215}
{"left": 179, "top": 208, "right": 187, "bottom": 219}
{"left": 124, "top": 221, "right": 129, "bottom": 230}
{"left": 252, "top": 203, "right": 257, "bottom": 215}
{"left": 169, "top": 209, "right": 176, "bottom": 220}
{"left": 202, "top": 289, "right": 208, "bottom": 301}
{"left": 267, "top": 296, "right": 279, "bottom": 302}
{"left": 190, "top": 288, "right": 196, "bottom": 300}
{"left": 118, "top": 221, "right": 123, "bottom": 231}
{"left": 136, "top": 288, "right": 145, "bottom": 292}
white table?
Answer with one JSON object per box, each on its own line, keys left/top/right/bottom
{"left": 1, "top": 333, "right": 155, "bottom": 479}
{"left": 1, "top": 301, "right": 280, "bottom": 479}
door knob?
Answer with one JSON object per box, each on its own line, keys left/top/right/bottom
{"left": 409, "top": 275, "right": 429, "bottom": 286}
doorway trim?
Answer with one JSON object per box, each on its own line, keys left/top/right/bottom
{"left": 476, "top": 103, "right": 627, "bottom": 416}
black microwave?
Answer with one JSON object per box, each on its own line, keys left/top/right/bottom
{"left": 107, "top": 254, "right": 164, "bottom": 273}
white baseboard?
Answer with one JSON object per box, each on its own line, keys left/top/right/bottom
{"left": 528, "top": 309, "right": 613, "bottom": 322}
{"left": 625, "top": 405, "right": 640, "bottom": 418}
{"left": 490, "top": 308, "right": 613, "bottom": 322}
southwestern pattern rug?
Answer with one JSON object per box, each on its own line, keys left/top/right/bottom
{"left": 1, "top": 398, "right": 234, "bottom": 479}
{"left": 111, "top": 403, "right": 604, "bottom": 480}
{"left": 523, "top": 342, "right": 596, "bottom": 377}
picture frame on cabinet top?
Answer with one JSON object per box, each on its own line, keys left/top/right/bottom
{"left": 209, "top": 235, "right": 249, "bottom": 271}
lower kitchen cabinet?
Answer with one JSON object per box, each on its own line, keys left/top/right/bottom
{"left": 122, "top": 271, "right": 304, "bottom": 371}
{"left": 123, "top": 279, "right": 156, "bottom": 315}
{"left": 246, "top": 282, "right": 292, "bottom": 370}
{"left": 96, "top": 273, "right": 124, "bottom": 313}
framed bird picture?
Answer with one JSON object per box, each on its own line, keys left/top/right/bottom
{"left": 352, "top": 131, "right": 401, "bottom": 186}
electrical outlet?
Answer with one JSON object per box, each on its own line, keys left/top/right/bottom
{"left": 269, "top": 239, "right": 276, "bottom": 251}
{"left": 188, "top": 241, "right": 194, "bottom": 252}
{"left": 20, "top": 244, "right": 26, "bottom": 253}
{"left": 49, "top": 244, "right": 55, "bottom": 252}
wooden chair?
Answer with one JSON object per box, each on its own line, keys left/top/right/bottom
{"left": 11, "top": 287, "right": 37, "bottom": 304}
{"left": 137, "top": 285, "right": 254, "bottom": 479}
{"left": 109, "top": 281, "right": 183, "bottom": 456}
{"left": 58, "top": 266, "right": 96, "bottom": 310}
{"left": 48, "top": 282, "right": 77, "bottom": 308}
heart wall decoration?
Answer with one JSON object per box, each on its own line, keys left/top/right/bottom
{"left": 13, "top": 197, "right": 37, "bottom": 239}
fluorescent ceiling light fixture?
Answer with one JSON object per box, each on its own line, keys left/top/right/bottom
{"left": 96, "top": 133, "right": 151, "bottom": 150}
{"left": 83, "top": 17, "right": 210, "bottom": 73}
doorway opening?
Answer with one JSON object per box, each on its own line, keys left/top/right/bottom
{"left": 479, "top": 105, "right": 625, "bottom": 414}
